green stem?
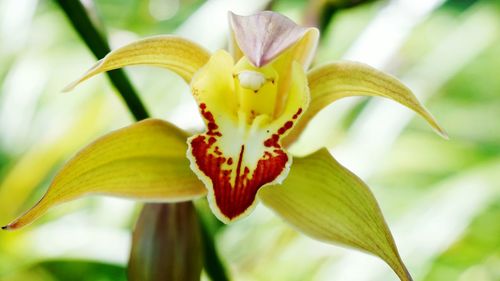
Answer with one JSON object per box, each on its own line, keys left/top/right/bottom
{"left": 54, "top": 1, "right": 229, "bottom": 280}
{"left": 56, "top": 0, "right": 149, "bottom": 121}
{"left": 199, "top": 215, "right": 230, "bottom": 281}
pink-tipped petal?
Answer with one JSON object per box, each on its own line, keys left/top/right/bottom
{"left": 229, "top": 11, "right": 318, "bottom": 68}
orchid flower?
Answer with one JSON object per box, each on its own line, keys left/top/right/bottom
{"left": 2, "top": 11, "right": 446, "bottom": 281}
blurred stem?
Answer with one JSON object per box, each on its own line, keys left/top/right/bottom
{"left": 304, "top": 0, "right": 377, "bottom": 31}
{"left": 55, "top": 0, "right": 149, "bottom": 121}
{"left": 54, "top": 1, "right": 229, "bottom": 280}
{"left": 199, "top": 215, "right": 230, "bottom": 281}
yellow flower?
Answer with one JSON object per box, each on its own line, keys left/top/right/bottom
{"left": 2, "top": 11, "right": 446, "bottom": 281}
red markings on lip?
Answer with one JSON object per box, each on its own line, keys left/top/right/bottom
{"left": 191, "top": 135, "right": 288, "bottom": 220}
{"left": 277, "top": 121, "right": 293, "bottom": 135}
{"left": 191, "top": 105, "right": 290, "bottom": 220}
{"left": 292, "top": 108, "right": 302, "bottom": 120}
{"left": 200, "top": 103, "right": 222, "bottom": 137}
{"left": 264, "top": 107, "right": 303, "bottom": 148}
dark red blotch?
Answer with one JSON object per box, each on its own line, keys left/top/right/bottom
{"left": 190, "top": 104, "right": 303, "bottom": 220}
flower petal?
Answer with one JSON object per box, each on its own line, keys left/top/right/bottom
{"left": 2, "top": 119, "right": 206, "bottom": 230}
{"left": 228, "top": 11, "right": 319, "bottom": 69}
{"left": 186, "top": 50, "right": 308, "bottom": 223}
{"left": 258, "top": 149, "right": 412, "bottom": 281}
{"left": 63, "top": 35, "right": 211, "bottom": 91}
{"left": 283, "top": 61, "right": 447, "bottom": 147}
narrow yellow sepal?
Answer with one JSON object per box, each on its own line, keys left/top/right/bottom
{"left": 284, "top": 61, "right": 447, "bottom": 147}
{"left": 63, "top": 35, "right": 211, "bottom": 92}
{"left": 259, "top": 149, "right": 413, "bottom": 281}
{"left": 2, "top": 119, "right": 206, "bottom": 230}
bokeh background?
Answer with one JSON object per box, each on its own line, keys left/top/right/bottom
{"left": 0, "top": 0, "right": 499, "bottom": 280}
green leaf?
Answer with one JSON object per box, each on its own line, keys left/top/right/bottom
{"left": 40, "top": 259, "right": 127, "bottom": 281}
{"left": 2, "top": 119, "right": 206, "bottom": 230}
{"left": 258, "top": 149, "right": 412, "bottom": 281}
{"left": 128, "top": 203, "right": 203, "bottom": 281}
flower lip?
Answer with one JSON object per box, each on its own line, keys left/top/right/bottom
{"left": 186, "top": 50, "right": 309, "bottom": 223}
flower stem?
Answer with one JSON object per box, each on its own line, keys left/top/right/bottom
{"left": 199, "top": 215, "right": 230, "bottom": 281}
{"left": 54, "top": 1, "right": 229, "bottom": 280}
{"left": 56, "top": 0, "right": 149, "bottom": 121}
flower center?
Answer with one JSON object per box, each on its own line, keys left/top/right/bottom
{"left": 187, "top": 49, "right": 309, "bottom": 222}
{"left": 238, "top": 71, "right": 266, "bottom": 91}
{"left": 233, "top": 58, "right": 278, "bottom": 126}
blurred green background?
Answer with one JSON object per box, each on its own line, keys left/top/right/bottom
{"left": 0, "top": 0, "right": 499, "bottom": 280}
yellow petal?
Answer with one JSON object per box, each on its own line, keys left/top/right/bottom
{"left": 187, "top": 51, "right": 308, "bottom": 223}
{"left": 190, "top": 50, "right": 238, "bottom": 118}
{"left": 0, "top": 97, "right": 107, "bottom": 224}
{"left": 63, "top": 35, "right": 211, "bottom": 91}
{"left": 2, "top": 119, "right": 206, "bottom": 230}
{"left": 259, "top": 149, "right": 412, "bottom": 281}
{"left": 284, "top": 61, "right": 447, "bottom": 147}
